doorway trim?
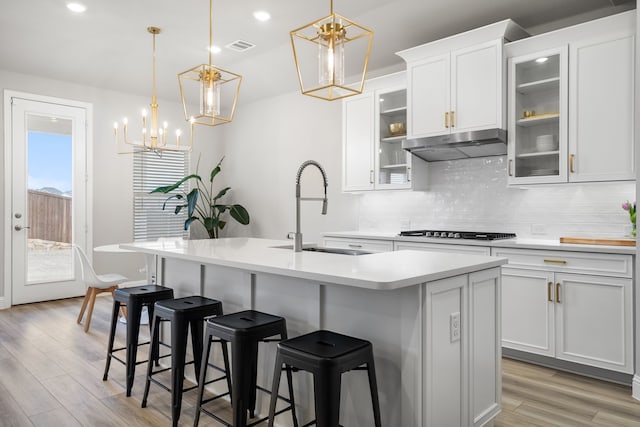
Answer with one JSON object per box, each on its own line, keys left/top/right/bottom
{"left": 2, "top": 90, "right": 94, "bottom": 309}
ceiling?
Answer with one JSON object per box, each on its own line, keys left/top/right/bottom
{"left": 0, "top": 0, "right": 634, "bottom": 105}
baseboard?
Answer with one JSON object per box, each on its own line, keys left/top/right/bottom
{"left": 632, "top": 375, "right": 640, "bottom": 401}
{"left": 503, "top": 348, "right": 633, "bottom": 386}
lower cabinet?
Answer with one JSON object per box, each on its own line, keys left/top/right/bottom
{"left": 322, "top": 237, "right": 394, "bottom": 253}
{"left": 394, "top": 241, "right": 490, "bottom": 255}
{"left": 425, "top": 268, "right": 501, "bottom": 426}
{"left": 496, "top": 248, "right": 633, "bottom": 374}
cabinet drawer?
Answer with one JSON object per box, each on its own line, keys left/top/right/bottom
{"left": 491, "top": 248, "right": 632, "bottom": 278}
{"left": 322, "top": 237, "right": 393, "bottom": 253}
{"left": 394, "top": 241, "right": 490, "bottom": 256}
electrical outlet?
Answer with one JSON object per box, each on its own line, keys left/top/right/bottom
{"left": 531, "top": 224, "right": 546, "bottom": 235}
{"left": 450, "top": 312, "right": 460, "bottom": 342}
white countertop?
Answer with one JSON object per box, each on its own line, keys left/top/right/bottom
{"left": 323, "top": 231, "right": 637, "bottom": 255}
{"left": 120, "top": 237, "right": 506, "bottom": 290}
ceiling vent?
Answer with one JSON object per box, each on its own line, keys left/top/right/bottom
{"left": 226, "top": 40, "right": 256, "bottom": 52}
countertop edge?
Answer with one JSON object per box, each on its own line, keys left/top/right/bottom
{"left": 120, "top": 241, "right": 507, "bottom": 291}
{"left": 322, "top": 231, "right": 636, "bottom": 255}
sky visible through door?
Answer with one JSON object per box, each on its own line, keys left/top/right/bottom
{"left": 26, "top": 128, "right": 74, "bottom": 283}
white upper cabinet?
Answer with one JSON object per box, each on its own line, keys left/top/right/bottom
{"left": 569, "top": 33, "right": 635, "bottom": 182}
{"left": 407, "top": 54, "right": 450, "bottom": 137}
{"left": 506, "top": 11, "right": 635, "bottom": 185}
{"left": 342, "top": 72, "right": 428, "bottom": 192}
{"left": 451, "top": 40, "right": 504, "bottom": 133}
{"left": 342, "top": 93, "right": 375, "bottom": 191}
{"left": 507, "top": 46, "right": 569, "bottom": 184}
{"left": 398, "top": 20, "right": 528, "bottom": 140}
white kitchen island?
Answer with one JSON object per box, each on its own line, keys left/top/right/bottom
{"left": 121, "top": 238, "right": 507, "bottom": 427}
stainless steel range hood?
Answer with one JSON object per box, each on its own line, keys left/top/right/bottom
{"left": 402, "top": 128, "right": 507, "bottom": 162}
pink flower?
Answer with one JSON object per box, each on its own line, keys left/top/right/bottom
{"left": 622, "top": 201, "right": 630, "bottom": 211}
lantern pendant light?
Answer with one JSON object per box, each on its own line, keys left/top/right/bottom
{"left": 290, "top": 0, "right": 373, "bottom": 101}
{"left": 178, "top": 0, "right": 242, "bottom": 127}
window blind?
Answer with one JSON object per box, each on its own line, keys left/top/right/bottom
{"left": 133, "top": 150, "right": 190, "bottom": 241}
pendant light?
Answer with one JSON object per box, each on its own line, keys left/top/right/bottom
{"left": 290, "top": 0, "right": 373, "bottom": 101}
{"left": 114, "top": 27, "right": 192, "bottom": 154}
{"left": 178, "top": 0, "right": 242, "bottom": 127}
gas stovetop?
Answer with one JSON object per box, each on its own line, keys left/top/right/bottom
{"left": 398, "top": 230, "right": 516, "bottom": 240}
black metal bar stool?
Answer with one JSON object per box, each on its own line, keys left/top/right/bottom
{"left": 194, "top": 310, "right": 298, "bottom": 427}
{"left": 141, "top": 296, "right": 228, "bottom": 427}
{"left": 268, "top": 329, "right": 382, "bottom": 427}
{"left": 103, "top": 284, "right": 174, "bottom": 396}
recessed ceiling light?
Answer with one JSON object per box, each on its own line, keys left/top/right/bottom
{"left": 253, "top": 10, "right": 271, "bottom": 22}
{"left": 66, "top": 2, "right": 87, "bottom": 13}
{"left": 209, "top": 45, "right": 222, "bottom": 54}
{"left": 535, "top": 57, "right": 548, "bottom": 63}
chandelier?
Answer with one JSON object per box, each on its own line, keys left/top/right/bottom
{"left": 178, "top": 0, "right": 242, "bottom": 127}
{"left": 290, "top": 0, "right": 373, "bottom": 101}
{"left": 114, "top": 27, "right": 192, "bottom": 154}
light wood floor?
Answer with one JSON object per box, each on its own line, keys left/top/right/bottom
{"left": 1, "top": 296, "right": 640, "bottom": 426}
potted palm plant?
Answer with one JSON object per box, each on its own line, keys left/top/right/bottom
{"left": 151, "top": 157, "right": 250, "bottom": 238}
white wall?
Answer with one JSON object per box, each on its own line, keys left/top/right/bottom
{"left": 0, "top": 69, "right": 222, "bottom": 298}
{"left": 358, "top": 157, "right": 636, "bottom": 238}
{"left": 220, "top": 91, "right": 359, "bottom": 242}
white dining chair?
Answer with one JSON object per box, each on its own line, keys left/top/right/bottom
{"left": 74, "top": 245, "right": 128, "bottom": 332}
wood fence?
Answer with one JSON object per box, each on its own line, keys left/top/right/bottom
{"left": 28, "top": 190, "right": 72, "bottom": 243}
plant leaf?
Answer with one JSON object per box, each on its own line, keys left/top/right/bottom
{"left": 203, "top": 217, "right": 216, "bottom": 231}
{"left": 174, "top": 204, "right": 185, "bottom": 215}
{"left": 186, "top": 189, "right": 199, "bottom": 217}
{"left": 229, "top": 204, "right": 250, "bottom": 225}
{"left": 212, "top": 187, "right": 231, "bottom": 202}
{"left": 219, "top": 220, "right": 227, "bottom": 230}
{"left": 150, "top": 174, "right": 202, "bottom": 194}
{"left": 184, "top": 217, "right": 198, "bottom": 230}
{"left": 210, "top": 164, "right": 221, "bottom": 183}
{"left": 161, "top": 194, "right": 183, "bottom": 210}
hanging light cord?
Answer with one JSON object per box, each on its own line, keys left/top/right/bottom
{"left": 208, "top": 0, "right": 213, "bottom": 66}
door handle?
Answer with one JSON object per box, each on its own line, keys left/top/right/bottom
{"left": 14, "top": 225, "right": 31, "bottom": 231}
{"left": 369, "top": 170, "right": 374, "bottom": 184}
{"left": 508, "top": 159, "right": 513, "bottom": 177}
{"left": 547, "top": 282, "right": 553, "bottom": 302}
{"left": 444, "top": 112, "right": 449, "bottom": 128}
{"left": 450, "top": 111, "right": 455, "bottom": 127}
{"left": 569, "top": 154, "right": 575, "bottom": 173}
{"left": 555, "top": 282, "right": 561, "bottom": 303}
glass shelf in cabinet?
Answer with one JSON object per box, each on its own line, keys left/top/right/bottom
{"left": 516, "top": 150, "right": 560, "bottom": 158}
{"left": 516, "top": 113, "right": 560, "bottom": 127}
{"left": 380, "top": 106, "right": 407, "bottom": 115}
{"left": 516, "top": 77, "right": 560, "bottom": 94}
{"left": 380, "top": 163, "right": 408, "bottom": 169}
{"left": 381, "top": 135, "right": 406, "bottom": 142}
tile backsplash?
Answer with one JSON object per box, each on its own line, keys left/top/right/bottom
{"left": 358, "top": 156, "right": 636, "bottom": 238}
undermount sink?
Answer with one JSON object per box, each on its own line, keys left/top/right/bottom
{"left": 271, "top": 244, "right": 372, "bottom": 256}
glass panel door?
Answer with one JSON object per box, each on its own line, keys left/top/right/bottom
{"left": 9, "top": 95, "right": 88, "bottom": 304}
{"left": 511, "top": 47, "right": 568, "bottom": 183}
{"left": 376, "top": 88, "right": 410, "bottom": 188}
{"left": 26, "top": 117, "right": 74, "bottom": 283}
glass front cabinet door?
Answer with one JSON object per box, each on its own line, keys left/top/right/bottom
{"left": 375, "top": 87, "right": 411, "bottom": 189}
{"left": 507, "top": 47, "right": 568, "bottom": 184}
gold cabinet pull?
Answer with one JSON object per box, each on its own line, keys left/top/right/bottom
{"left": 555, "top": 282, "right": 561, "bottom": 303}
{"left": 547, "top": 282, "right": 553, "bottom": 302}
{"left": 570, "top": 154, "right": 575, "bottom": 173}
{"left": 508, "top": 159, "right": 513, "bottom": 177}
{"left": 450, "top": 111, "right": 455, "bottom": 127}
{"left": 543, "top": 259, "right": 567, "bottom": 265}
{"left": 369, "top": 170, "right": 374, "bottom": 184}
{"left": 444, "top": 112, "right": 449, "bottom": 128}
